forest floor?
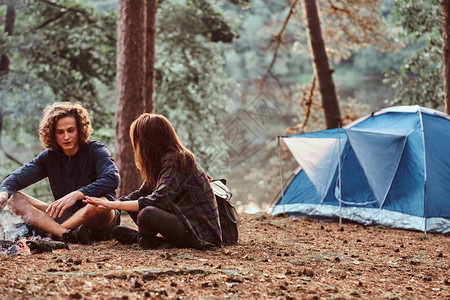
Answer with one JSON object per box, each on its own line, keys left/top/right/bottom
{"left": 0, "top": 212, "right": 449, "bottom": 299}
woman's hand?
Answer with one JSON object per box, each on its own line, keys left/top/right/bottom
{"left": 46, "top": 190, "right": 84, "bottom": 218}
{"left": 83, "top": 196, "right": 116, "bottom": 210}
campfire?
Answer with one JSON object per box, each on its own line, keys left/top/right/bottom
{"left": 0, "top": 211, "right": 70, "bottom": 255}
{"left": 0, "top": 239, "right": 30, "bottom": 255}
{"left": 1, "top": 237, "right": 70, "bottom": 255}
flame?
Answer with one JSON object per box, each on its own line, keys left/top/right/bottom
{"left": 20, "top": 239, "right": 31, "bottom": 254}
{"left": 52, "top": 249, "right": 69, "bottom": 253}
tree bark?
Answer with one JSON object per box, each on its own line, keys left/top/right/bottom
{"left": 302, "top": 0, "right": 341, "bottom": 129}
{"left": 443, "top": 0, "right": 450, "bottom": 114}
{"left": 0, "top": 5, "right": 22, "bottom": 166}
{"left": 115, "top": 0, "right": 147, "bottom": 195}
{"left": 0, "top": 5, "right": 15, "bottom": 73}
{"left": 146, "top": 0, "right": 158, "bottom": 113}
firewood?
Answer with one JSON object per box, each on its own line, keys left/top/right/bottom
{"left": 26, "top": 239, "right": 70, "bottom": 253}
{"left": 0, "top": 240, "right": 15, "bottom": 249}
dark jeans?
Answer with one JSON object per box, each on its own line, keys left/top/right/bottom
{"left": 128, "top": 206, "right": 190, "bottom": 247}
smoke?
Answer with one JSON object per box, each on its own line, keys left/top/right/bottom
{"left": 0, "top": 210, "right": 28, "bottom": 241}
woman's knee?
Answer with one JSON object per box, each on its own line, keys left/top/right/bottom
{"left": 137, "top": 206, "right": 160, "bottom": 227}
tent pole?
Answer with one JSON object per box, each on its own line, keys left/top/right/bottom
{"left": 418, "top": 108, "right": 428, "bottom": 233}
{"left": 277, "top": 137, "right": 286, "bottom": 214}
{"left": 338, "top": 123, "right": 342, "bottom": 226}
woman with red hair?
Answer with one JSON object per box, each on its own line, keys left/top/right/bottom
{"left": 85, "top": 113, "right": 222, "bottom": 249}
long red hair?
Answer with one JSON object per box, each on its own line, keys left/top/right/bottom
{"left": 130, "top": 113, "right": 195, "bottom": 189}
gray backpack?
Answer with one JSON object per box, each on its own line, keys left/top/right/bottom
{"left": 210, "top": 179, "right": 239, "bottom": 245}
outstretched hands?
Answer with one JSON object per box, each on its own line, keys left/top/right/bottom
{"left": 0, "top": 190, "right": 117, "bottom": 217}
{"left": 46, "top": 190, "right": 84, "bottom": 219}
{"left": 0, "top": 191, "right": 8, "bottom": 211}
{"left": 83, "top": 196, "right": 117, "bottom": 210}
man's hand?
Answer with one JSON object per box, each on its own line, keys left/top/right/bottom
{"left": 0, "top": 191, "right": 8, "bottom": 211}
{"left": 46, "top": 190, "right": 84, "bottom": 219}
{"left": 83, "top": 196, "right": 117, "bottom": 210}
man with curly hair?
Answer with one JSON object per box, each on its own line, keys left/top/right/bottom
{"left": 0, "top": 102, "right": 120, "bottom": 244}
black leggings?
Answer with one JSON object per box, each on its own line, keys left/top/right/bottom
{"left": 128, "top": 206, "right": 190, "bottom": 247}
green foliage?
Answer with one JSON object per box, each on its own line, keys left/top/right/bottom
{"left": 351, "top": 47, "right": 406, "bottom": 76}
{"left": 222, "top": 0, "right": 402, "bottom": 86}
{"left": 0, "top": 0, "right": 116, "bottom": 199}
{"left": 155, "top": 0, "right": 235, "bottom": 176}
{"left": 192, "top": 0, "right": 236, "bottom": 43}
{"left": 0, "top": 0, "right": 117, "bottom": 147}
{"left": 384, "top": 0, "right": 444, "bottom": 109}
{"left": 85, "top": 0, "right": 117, "bottom": 12}
{"left": 224, "top": 1, "right": 312, "bottom": 81}
{"left": 227, "top": 0, "right": 251, "bottom": 6}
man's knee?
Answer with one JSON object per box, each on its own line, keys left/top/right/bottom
{"left": 83, "top": 204, "right": 108, "bottom": 218}
{"left": 7, "top": 192, "right": 48, "bottom": 214}
{"left": 7, "top": 192, "right": 27, "bottom": 214}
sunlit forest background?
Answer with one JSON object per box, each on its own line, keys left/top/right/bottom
{"left": 0, "top": 0, "right": 444, "bottom": 213}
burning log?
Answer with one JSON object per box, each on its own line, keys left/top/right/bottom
{"left": 5, "top": 244, "right": 23, "bottom": 255}
{"left": 1, "top": 240, "right": 31, "bottom": 255}
{"left": 26, "top": 239, "right": 69, "bottom": 253}
{"left": 1, "top": 238, "right": 70, "bottom": 255}
{"left": 0, "top": 240, "right": 15, "bottom": 249}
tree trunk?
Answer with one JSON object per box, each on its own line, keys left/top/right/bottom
{"left": 145, "top": 0, "right": 158, "bottom": 113}
{"left": 443, "top": 0, "right": 450, "bottom": 114}
{"left": 302, "top": 0, "right": 341, "bottom": 129}
{"left": 0, "top": 5, "right": 22, "bottom": 166}
{"left": 115, "top": 0, "right": 147, "bottom": 195}
{"left": 0, "top": 5, "right": 15, "bottom": 73}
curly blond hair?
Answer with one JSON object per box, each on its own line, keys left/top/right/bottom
{"left": 38, "top": 102, "right": 93, "bottom": 150}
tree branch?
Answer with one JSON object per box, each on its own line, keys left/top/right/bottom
{"left": 268, "top": 71, "right": 290, "bottom": 101}
{"left": 327, "top": 0, "right": 377, "bottom": 44}
{"left": 33, "top": 0, "right": 116, "bottom": 43}
{"left": 36, "top": 0, "right": 95, "bottom": 23}
{"left": 1, "top": 147, "right": 23, "bottom": 166}
{"left": 0, "top": 113, "right": 23, "bottom": 166}
{"left": 34, "top": 11, "right": 66, "bottom": 30}
{"left": 285, "top": 75, "right": 317, "bottom": 136}
{"left": 259, "top": 0, "right": 299, "bottom": 90}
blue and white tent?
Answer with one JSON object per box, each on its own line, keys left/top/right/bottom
{"left": 271, "top": 106, "right": 450, "bottom": 233}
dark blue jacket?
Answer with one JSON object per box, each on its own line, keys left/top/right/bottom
{"left": 0, "top": 141, "right": 120, "bottom": 212}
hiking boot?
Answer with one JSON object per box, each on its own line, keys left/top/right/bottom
{"left": 112, "top": 226, "right": 139, "bottom": 245}
{"left": 62, "top": 224, "right": 91, "bottom": 245}
{"left": 138, "top": 236, "right": 173, "bottom": 249}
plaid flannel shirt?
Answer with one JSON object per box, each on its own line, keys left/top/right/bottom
{"left": 120, "top": 152, "right": 222, "bottom": 249}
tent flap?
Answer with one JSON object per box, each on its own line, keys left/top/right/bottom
{"left": 283, "top": 128, "right": 346, "bottom": 200}
{"left": 345, "top": 128, "right": 408, "bottom": 206}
